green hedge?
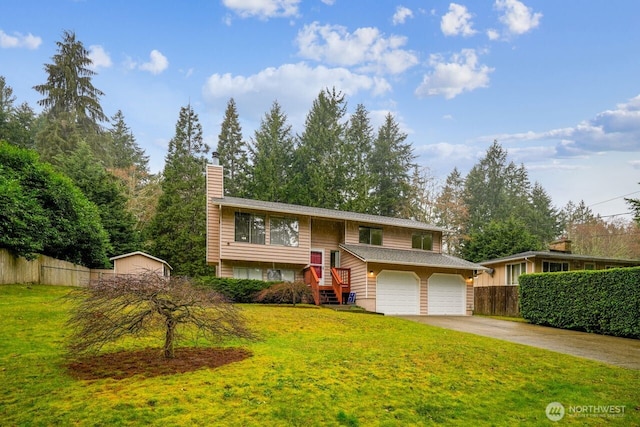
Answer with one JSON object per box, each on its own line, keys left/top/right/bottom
{"left": 196, "top": 277, "right": 274, "bottom": 303}
{"left": 519, "top": 267, "right": 640, "bottom": 338}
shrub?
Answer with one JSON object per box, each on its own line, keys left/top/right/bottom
{"left": 519, "top": 267, "right": 640, "bottom": 338}
{"left": 196, "top": 277, "right": 273, "bottom": 303}
{"left": 255, "top": 282, "right": 314, "bottom": 306}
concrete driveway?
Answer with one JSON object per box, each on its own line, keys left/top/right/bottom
{"left": 396, "top": 315, "right": 640, "bottom": 370}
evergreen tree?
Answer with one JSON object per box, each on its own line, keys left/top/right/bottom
{"left": 461, "top": 217, "right": 542, "bottom": 263}
{"left": 0, "top": 76, "right": 36, "bottom": 149}
{"left": 217, "top": 98, "right": 249, "bottom": 197}
{"left": 369, "top": 113, "right": 416, "bottom": 218}
{"left": 290, "top": 88, "right": 347, "bottom": 208}
{"left": 33, "top": 30, "right": 107, "bottom": 161}
{"left": 341, "top": 103, "right": 375, "bottom": 213}
{"left": 525, "top": 182, "right": 561, "bottom": 245}
{"left": 626, "top": 187, "right": 640, "bottom": 226}
{"left": 149, "top": 105, "right": 211, "bottom": 277}
{"left": 108, "top": 110, "right": 149, "bottom": 171}
{"left": 434, "top": 168, "right": 468, "bottom": 255}
{"left": 56, "top": 142, "right": 140, "bottom": 257}
{"left": 248, "top": 101, "right": 294, "bottom": 202}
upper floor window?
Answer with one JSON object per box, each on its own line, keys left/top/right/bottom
{"left": 235, "top": 212, "right": 265, "bottom": 244}
{"left": 506, "top": 262, "right": 527, "bottom": 285}
{"left": 359, "top": 226, "right": 383, "bottom": 245}
{"left": 543, "top": 261, "right": 569, "bottom": 272}
{"left": 412, "top": 233, "right": 433, "bottom": 251}
{"left": 270, "top": 217, "right": 299, "bottom": 247}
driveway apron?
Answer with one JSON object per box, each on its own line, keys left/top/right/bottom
{"left": 396, "top": 315, "right": 640, "bottom": 370}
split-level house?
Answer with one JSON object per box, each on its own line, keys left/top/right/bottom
{"left": 205, "top": 163, "right": 485, "bottom": 315}
{"left": 475, "top": 239, "right": 640, "bottom": 287}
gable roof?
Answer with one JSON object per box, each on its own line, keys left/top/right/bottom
{"left": 212, "top": 196, "right": 448, "bottom": 232}
{"left": 110, "top": 251, "right": 173, "bottom": 269}
{"left": 340, "top": 244, "right": 487, "bottom": 271}
{"left": 479, "top": 251, "right": 640, "bottom": 267}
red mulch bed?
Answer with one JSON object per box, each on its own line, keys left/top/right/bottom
{"left": 67, "top": 347, "right": 252, "bottom": 380}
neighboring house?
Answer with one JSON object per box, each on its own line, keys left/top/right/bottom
{"left": 206, "top": 163, "right": 485, "bottom": 315}
{"left": 476, "top": 239, "right": 640, "bottom": 287}
{"left": 110, "top": 251, "right": 172, "bottom": 278}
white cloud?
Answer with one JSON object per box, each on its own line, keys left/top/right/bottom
{"left": 296, "top": 22, "right": 418, "bottom": 75}
{"left": 0, "top": 30, "right": 41, "bottom": 49}
{"left": 482, "top": 94, "right": 640, "bottom": 156}
{"left": 629, "top": 160, "right": 640, "bottom": 170}
{"left": 320, "top": 0, "right": 335, "bottom": 5}
{"left": 441, "top": 3, "right": 477, "bottom": 37}
{"left": 88, "top": 45, "right": 112, "bottom": 70}
{"left": 222, "top": 0, "right": 300, "bottom": 19}
{"left": 202, "top": 62, "right": 392, "bottom": 129}
{"left": 442, "top": 114, "right": 453, "bottom": 120}
{"left": 486, "top": 28, "right": 500, "bottom": 40}
{"left": 495, "top": 0, "right": 542, "bottom": 35}
{"left": 392, "top": 6, "right": 414, "bottom": 25}
{"left": 139, "top": 50, "right": 169, "bottom": 75}
{"left": 415, "top": 49, "right": 493, "bottom": 99}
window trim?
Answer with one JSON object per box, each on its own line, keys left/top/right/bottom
{"left": 234, "top": 212, "right": 266, "bottom": 245}
{"left": 505, "top": 262, "right": 527, "bottom": 285}
{"left": 269, "top": 216, "right": 299, "bottom": 247}
{"left": 411, "top": 232, "right": 433, "bottom": 251}
{"left": 359, "top": 226, "right": 383, "bottom": 246}
{"left": 542, "top": 260, "right": 569, "bottom": 273}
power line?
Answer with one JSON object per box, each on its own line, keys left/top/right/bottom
{"left": 588, "top": 191, "right": 640, "bottom": 207}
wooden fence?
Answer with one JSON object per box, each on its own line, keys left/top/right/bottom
{"left": 0, "top": 248, "right": 97, "bottom": 286}
{"left": 474, "top": 285, "right": 520, "bottom": 317}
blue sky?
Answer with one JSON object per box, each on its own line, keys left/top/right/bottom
{"left": 2, "top": 0, "right": 640, "bottom": 218}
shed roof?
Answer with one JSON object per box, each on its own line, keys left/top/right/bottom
{"left": 340, "top": 244, "right": 487, "bottom": 271}
{"left": 109, "top": 251, "right": 173, "bottom": 269}
{"left": 212, "top": 196, "right": 448, "bottom": 233}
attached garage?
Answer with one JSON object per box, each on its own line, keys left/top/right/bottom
{"left": 376, "top": 270, "right": 420, "bottom": 315}
{"left": 428, "top": 273, "right": 466, "bottom": 315}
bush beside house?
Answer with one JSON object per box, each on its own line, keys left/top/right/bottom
{"left": 196, "top": 277, "right": 274, "bottom": 303}
{"left": 520, "top": 267, "right": 640, "bottom": 338}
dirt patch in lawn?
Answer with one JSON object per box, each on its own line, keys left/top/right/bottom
{"left": 67, "top": 347, "right": 252, "bottom": 380}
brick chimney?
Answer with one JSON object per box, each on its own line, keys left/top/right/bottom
{"left": 549, "top": 238, "right": 572, "bottom": 254}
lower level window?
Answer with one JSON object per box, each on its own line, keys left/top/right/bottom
{"left": 233, "top": 267, "right": 263, "bottom": 280}
{"left": 506, "top": 262, "right": 526, "bottom": 285}
{"left": 267, "top": 269, "right": 295, "bottom": 282}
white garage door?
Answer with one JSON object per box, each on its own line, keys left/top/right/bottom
{"left": 376, "top": 271, "right": 420, "bottom": 315}
{"left": 428, "top": 274, "right": 466, "bottom": 315}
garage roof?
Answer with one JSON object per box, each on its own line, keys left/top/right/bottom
{"left": 340, "top": 244, "right": 487, "bottom": 271}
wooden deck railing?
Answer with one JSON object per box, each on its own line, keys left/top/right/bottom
{"left": 303, "top": 266, "right": 321, "bottom": 306}
{"left": 330, "top": 267, "right": 351, "bottom": 305}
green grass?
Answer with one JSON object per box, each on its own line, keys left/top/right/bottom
{"left": 1, "top": 284, "right": 639, "bottom": 426}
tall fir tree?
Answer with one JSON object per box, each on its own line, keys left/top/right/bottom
{"left": 291, "top": 88, "right": 347, "bottom": 208}
{"left": 108, "top": 110, "right": 149, "bottom": 171}
{"left": 0, "top": 76, "right": 36, "bottom": 149}
{"left": 150, "top": 105, "right": 211, "bottom": 277}
{"left": 340, "top": 103, "right": 375, "bottom": 213}
{"left": 217, "top": 98, "right": 249, "bottom": 197}
{"left": 247, "top": 101, "right": 294, "bottom": 202}
{"left": 369, "top": 113, "right": 416, "bottom": 218}
{"left": 33, "top": 30, "right": 107, "bottom": 161}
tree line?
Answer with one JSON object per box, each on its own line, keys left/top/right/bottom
{"left": 1, "top": 31, "right": 639, "bottom": 274}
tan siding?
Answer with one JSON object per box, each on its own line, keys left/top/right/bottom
{"left": 345, "top": 221, "right": 443, "bottom": 253}
{"left": 218, "top": 208, "right": 311, "bottom": 265}
{"left": 466, "top": 283, "right": 474, "bottom": 315}
{"left": 114, "top": 254, "right": 165, "bottom": 275}
{"left": 420, "top": 274, "right": 428, "bottom": 315}
{"left": 206, "top": 165, "right": 223, "bottom": 266}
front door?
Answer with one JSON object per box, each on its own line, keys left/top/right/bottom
{"left": 310, "top": 250, "right": 324, "bottom": 285}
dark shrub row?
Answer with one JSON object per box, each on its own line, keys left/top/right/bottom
{"left": 196, "top": 277, "right": 274, "bottom": 303}
{"left": 519, "top": 267, "right": 640, "bottom": 338}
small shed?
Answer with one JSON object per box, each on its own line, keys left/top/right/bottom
{"left": 110, "top": 251, "right": 172, "bottom": 277}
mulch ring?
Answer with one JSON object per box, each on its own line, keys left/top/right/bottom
{"left": 67, "top": 347, "right": 252, "bottom": 380}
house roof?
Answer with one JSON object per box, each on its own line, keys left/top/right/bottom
{"left": 109, "top": 251, "right": 173, "bottom": 269}
{"left": 479, "top": 251, "right": 640, "bottom": 267}
{"left": 340, "top": 244, "right": 488, "bottom": 271}
{"left": 212, "top": 196, "right": 448, "bottom": 233}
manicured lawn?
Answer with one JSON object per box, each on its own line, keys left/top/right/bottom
{"left": 1, "top": 284, "right": 638, "bottom": 426}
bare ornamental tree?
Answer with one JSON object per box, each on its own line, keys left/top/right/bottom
{"left": 66, "top": 273, "right": 254, "bottom": 359}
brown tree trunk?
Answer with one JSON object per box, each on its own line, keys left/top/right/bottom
{"left": 164, "top": 319, "right": 176, "bottom": 359}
